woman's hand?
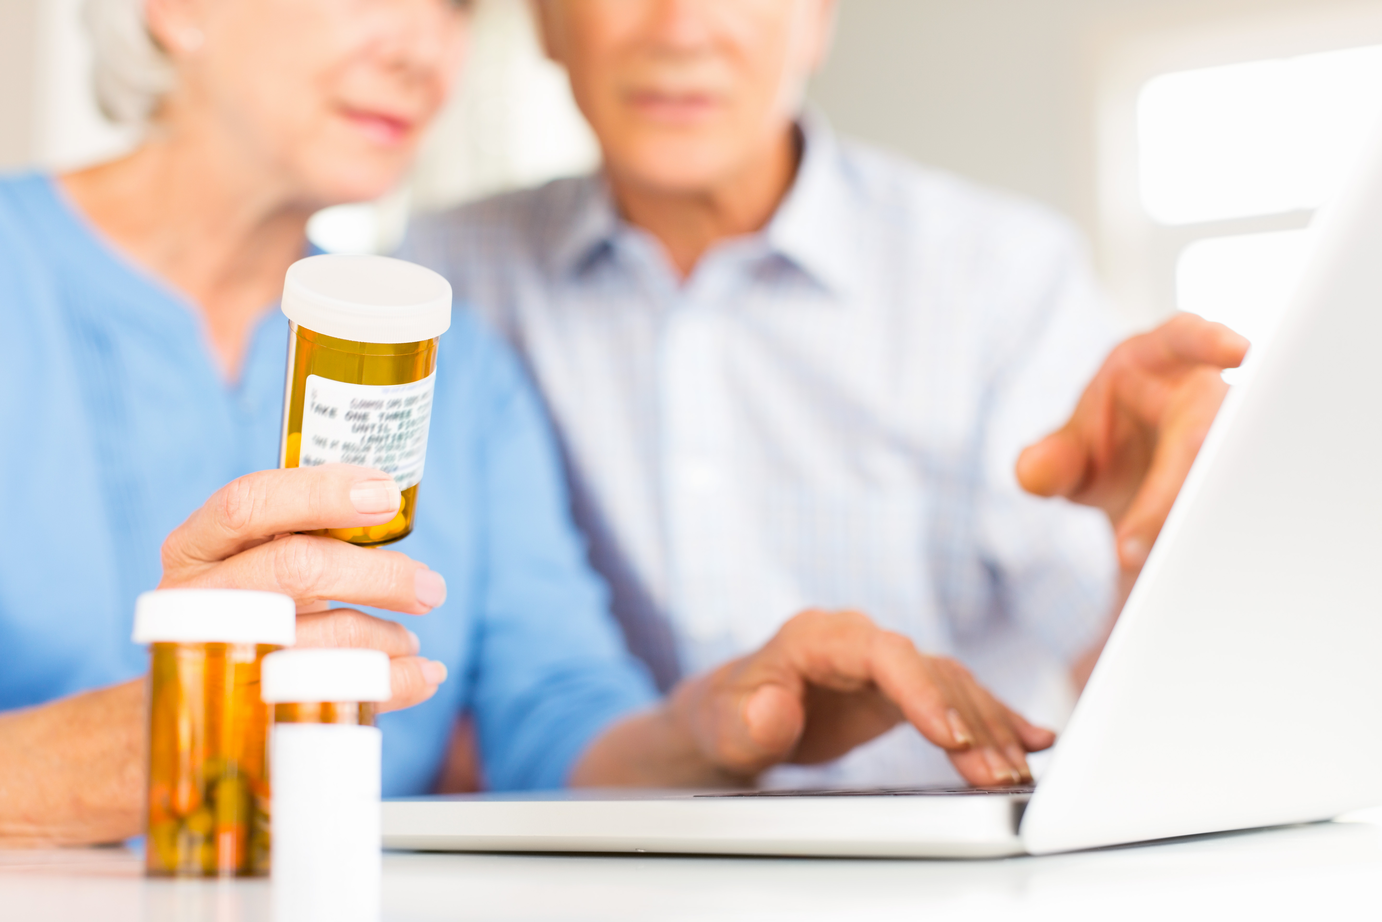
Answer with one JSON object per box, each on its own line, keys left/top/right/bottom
{"left": 1, "top": 464, "right": 452, "bottom": 846}
{"left": 158, "top": 463, "right": 450, "bottom": 711}
{"left": 574, "top": 609, "right": 1054, "bottom": 789}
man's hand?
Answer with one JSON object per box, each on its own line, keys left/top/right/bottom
{"left": 573, "top": 610, "right": 1054, "bottom": 789}
{"left": 160, "top": 464, "right": 451, "bottom": 711}
{"left": 1016, "top": 314, "right": 1249, "bottom": 573}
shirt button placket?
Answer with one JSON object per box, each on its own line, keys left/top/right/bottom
{"left": 660, "top": 280, "right": 734, "bottom": 669}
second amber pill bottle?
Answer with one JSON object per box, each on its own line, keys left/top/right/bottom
{"left": 134, "top": 589, "right": 296, "bottom": 878}
{"left": 279, "top": 254, "right": 452, "bottom": 547}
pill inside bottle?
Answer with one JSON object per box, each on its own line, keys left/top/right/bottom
{"left": 279, "top": 254, "right": 452, "bottom": 547}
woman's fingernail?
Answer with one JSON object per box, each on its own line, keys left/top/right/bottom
{"left": 1120, "top": 537, "right": 1149, "bottom": 569}
{"left": 351, "top": 479, "right": 401, "bottom": 515}
{"left": 946, "top": 708, "right": 974, "bottom": 747}
{"left": 406, "top": 629, "right": 421, "bottom": 654}
{"left": 422, "top": 660, "right": 448, "bottom": 685}
{"left": 414, "top": 568, "right": 447, "bottom": 608}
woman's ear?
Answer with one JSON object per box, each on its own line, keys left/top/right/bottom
{"left": 528, "top": 0, "right": 564, "bottom": 66}
{"left": 143, "top": 0, "right": 207, "bottom": 58}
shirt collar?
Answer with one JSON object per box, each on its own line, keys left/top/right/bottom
{"left": 546, "top": 173, "right": 622, "bottom": 278}
{"left": 548, "top": 109, "right": 860, "bottom": 298}
{"left": 763, "top": 109, "right": 859, "bottom": 299}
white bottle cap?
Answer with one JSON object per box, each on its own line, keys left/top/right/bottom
{"left": 281, "top": 254, "right": 452, "bottom": 344}
{"left": 261, "top": 649, "right": 392, "bottom": 703}
{"left": 132, "top": 589, "right": 296, "bottom": 646}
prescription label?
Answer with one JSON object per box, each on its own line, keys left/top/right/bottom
{"left": 298, "top": 372, "right": 436, "bottom": 490}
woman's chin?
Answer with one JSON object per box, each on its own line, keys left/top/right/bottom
{"left": 297, "top": 164, "right": 408, "bottom": 210}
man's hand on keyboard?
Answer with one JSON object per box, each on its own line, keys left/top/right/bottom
{"left": 668, "top": 609, "right": 1055, "bottom": 787}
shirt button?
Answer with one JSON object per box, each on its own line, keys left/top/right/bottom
{"left": 675, "top": 460, "right": 722, "bottom": 494}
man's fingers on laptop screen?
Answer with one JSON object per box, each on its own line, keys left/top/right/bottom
{"left": 1112, "top": 369, "right": 1226, "bottom": 569}
{"left": 1150, "top": 312, "right": 1249, "bottom": 370}
{"left": 1015, "top": 314, "right": 1248, "bottom": 573}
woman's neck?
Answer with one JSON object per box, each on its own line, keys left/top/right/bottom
{"left": 60, "top": 126, "right": 314, "bottom": 382}
{"left": 607, "top": 127, "right": 800, "bottom": 281}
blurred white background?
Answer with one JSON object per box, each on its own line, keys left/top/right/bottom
{"left": 3, "top": 0, "right": 1382, "bottom": 347}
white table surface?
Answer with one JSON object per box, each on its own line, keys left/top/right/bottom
{"left": 5, "top": 813, "right": 1382, "bottom": 921}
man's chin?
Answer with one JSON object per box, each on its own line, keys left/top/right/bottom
{"left": 608, "top": 141, "right": 764, "bottom": 197}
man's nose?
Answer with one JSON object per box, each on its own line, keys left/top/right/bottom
{"left": 641, "top": 0, "right": 722, "bottom": 54}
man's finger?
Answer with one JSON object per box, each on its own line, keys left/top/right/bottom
{"left": 379, "top": 656, "right": 447, "bottom": 713}
{"left": 866, "top": 635, "right": 978, "bottom": 753}
{"left": 1015, "top": 426, "right": 1089, "bottom": 499}
{"left": 676, "top": 664, "right": 805, "bottom": 777}
{"left": 1009, "top": 707, "right": 1057, "bottom": 752}
{"left": 1155, "top": 313, "right": 1250, "bottom": 369}
{"left": 163, "top": 465, "right": 402, "bottom": 569}
{"left": 294, "top": 609, "right": 423, "bottom": 657}
{"left": 923, "top": 657, "right": 1026, "bottom": 786}
{"left": 186, "top": 533, "right": 444, "bottom": 615}
{"left": 1113, "top": 369, "right": 1227, "bottom": 569}
{"left": 1113, "top": 427, "right": 1203, "bottom": 570}
{"left": 950, "top": 673, "right": 1028, "bottom": 783}
{"left": 739, "top": 683, "right": 807, "bottom": 763}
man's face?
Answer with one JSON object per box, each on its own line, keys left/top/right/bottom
{"left": 537, "top": 0, "right": 835, "bottom": 195}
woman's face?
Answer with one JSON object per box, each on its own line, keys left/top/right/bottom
{"left": 156, "top": 0, "right": 469, "bottom": 205}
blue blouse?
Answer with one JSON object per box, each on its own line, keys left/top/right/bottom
{"left": 0, "top": 173, "right": 656, "bottom": 794}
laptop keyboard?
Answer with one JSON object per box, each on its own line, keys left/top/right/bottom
{"left": 693, "top": 785, "right": 1036, "bottom": 798}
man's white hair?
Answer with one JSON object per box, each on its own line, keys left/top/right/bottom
{"left": 84, "top": 0, "right": 176, "bottom": 125}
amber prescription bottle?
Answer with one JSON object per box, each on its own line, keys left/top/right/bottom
{"left": 262, "top": 648, "right": 391, "bottom": 922}
{"left": 279, "top": 254, "right": 452, "bottom": 547}
{"left": 134, "top": 589, "right": 296, "bottom": 878}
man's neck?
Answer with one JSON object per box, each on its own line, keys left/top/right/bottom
{"left": 607, "top": 127, "right": 801, "bottom": 280}
{"left": 59, "top": 120, "right": 313, "bottom": 382}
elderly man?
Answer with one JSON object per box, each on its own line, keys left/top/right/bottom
{"left": 404, "top": 0, "right": 1246, "bottom": 787}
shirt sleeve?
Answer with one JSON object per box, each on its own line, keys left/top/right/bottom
{"left": 465, "top": 324, "right": 659, "bottom": 791}
{"left": 975, "top": 226, "right": 1124, "bottom": 667}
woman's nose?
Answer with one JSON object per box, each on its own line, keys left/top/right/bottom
{"left": 377, "top": 0, "right": 469, "bottom": 84}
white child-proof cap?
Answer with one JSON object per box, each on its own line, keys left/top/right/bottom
{"left": 281, "top": 254, "right": 452, "bottom": 344}
{"left": 132, "top": 589, "right": 297, "bottom": 646}
{"left": 260, "top": 648, "right": 393, "bottom": 704}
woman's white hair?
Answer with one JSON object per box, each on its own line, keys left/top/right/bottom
{"left": 84, "top": 0, "right": 177, "bottom": 126}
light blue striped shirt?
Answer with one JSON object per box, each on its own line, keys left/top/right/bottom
{"left": 406, "top": 118, "right": 1121, "bottom": 787}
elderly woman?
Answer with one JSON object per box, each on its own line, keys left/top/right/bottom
{"left": 0, "top": 0, "right": 1053, "bottom": 846}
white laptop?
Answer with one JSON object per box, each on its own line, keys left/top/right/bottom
{"left": 383, "top": 133, "right": 1382, "bottom": 859}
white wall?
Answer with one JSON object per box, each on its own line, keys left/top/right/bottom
{"left": 0, "top": 0, "right": 41, "bottom": 171}
{"left": 808, "top": 0, "right": 1378, "bottom": 253}
{"left": 0, "top": 0, "right": 138, "bottom": 172}
{"left": 7, "top": 0, "right": 1377, "bottom": 301}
